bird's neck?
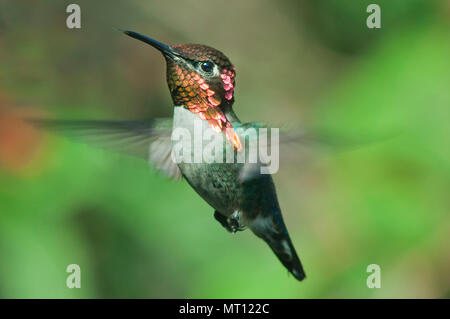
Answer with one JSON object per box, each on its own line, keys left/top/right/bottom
{"left": 221, "top": 103, "right": 241, "bottom": 124}
{"left": 173, "top": 104, "right": 242, "bottom": 151}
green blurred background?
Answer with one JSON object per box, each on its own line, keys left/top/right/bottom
{"left": 0, "top": 0, "right": 449, "bottom": 298}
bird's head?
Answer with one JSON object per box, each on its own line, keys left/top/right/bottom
{"left": 124, "top": 30, "right": 241, "bottom": 150}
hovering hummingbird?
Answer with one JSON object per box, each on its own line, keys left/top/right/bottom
{"left": 32, "top": 30, "right": 306, "bottom": 281}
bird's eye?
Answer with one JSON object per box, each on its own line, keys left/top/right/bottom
{"left": 200, "top": 61, "right": 214, "bottom": 73}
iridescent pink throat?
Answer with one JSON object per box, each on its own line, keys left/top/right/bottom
{"left": 169, "top": 64, "right": 241, "bottom": 151}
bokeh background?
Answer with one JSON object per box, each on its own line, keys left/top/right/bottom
{"left": 0, "top": 0, "right": 449, "bottom": 298}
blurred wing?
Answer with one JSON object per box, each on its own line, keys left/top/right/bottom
{"left": 237, "top": 122, "right": 396, "bottom": 181}
{"left": 28, "top": 118, "right": 182, "bottom": 180}
{"left": 237, "top": 123, "right": 315, "bottom": 182}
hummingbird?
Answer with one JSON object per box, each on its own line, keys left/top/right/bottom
{"left": 31, "top": 30, "right": 306, "bottom": 281}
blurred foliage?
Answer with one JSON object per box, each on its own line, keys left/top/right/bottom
{"left": 0, "top": 0, "right": 449, "bottom": 298}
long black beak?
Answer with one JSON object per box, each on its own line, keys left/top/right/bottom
{"left": 123, "top": 30, "right": 178, "bottom": 58}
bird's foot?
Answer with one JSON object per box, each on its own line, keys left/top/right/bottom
{"left": 214, "top": 211, "right": 232, "bottom": 232}
{"left": 228, "top": 211, "right": 246, "bottom": 233}
{"left": 214, "top": 210, "right": 246, "bottom": 233}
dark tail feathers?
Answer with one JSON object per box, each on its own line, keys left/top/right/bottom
{"left": 250, "top": 216, "right": 306, "bottom": 281}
